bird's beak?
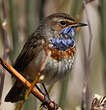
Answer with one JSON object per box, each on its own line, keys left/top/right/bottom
{"left": 73, "top": 23, "right": 88, "bottom": 28}
{"left": 73, "top": 22, "right": 88, "bottom": 32}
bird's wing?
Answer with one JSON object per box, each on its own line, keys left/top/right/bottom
{"left": 13, "top": 33, "right": 44, "bottom": 73}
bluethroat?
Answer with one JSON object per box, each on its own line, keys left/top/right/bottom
{"left": 5, "top": 13, "right": 87, "bottom": 102}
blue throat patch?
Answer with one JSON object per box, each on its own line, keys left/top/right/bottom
{"left": 50, "top": 27, "right": 75, "bottom": 51}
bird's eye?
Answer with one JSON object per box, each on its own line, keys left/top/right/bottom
{"left": 60, "top": 21, "right": 66, "bottom": 25}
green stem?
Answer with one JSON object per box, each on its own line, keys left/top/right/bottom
{"left": 8, "top": 0, "right": 20, "bottom": 63}
{"left": 99, "top": 0, "right": 106, "bottom": 92}
{"left": 26, "top": 0, "right": 36, "bottom": 37}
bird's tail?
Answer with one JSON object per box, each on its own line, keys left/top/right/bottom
{"left": 5, "top": 81, "right": 26, "bottom": 103}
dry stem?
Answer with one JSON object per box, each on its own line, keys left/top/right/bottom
{"left": 0, "top": 57, "right": 62, "bottom": 110}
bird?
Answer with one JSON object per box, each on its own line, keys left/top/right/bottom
{"left": 5, "top": 13, "right": 87, "bottom": 102}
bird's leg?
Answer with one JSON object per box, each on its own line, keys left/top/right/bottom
{"left": 42, "top": 83, "right": 50, "bottom": 99}
{"left": 34, "top": 84, "right": 58, "bottom": 109}
{"left": 35, "top": 83, "right": 50, "bottom": 100}
{"left": 35, "top": 84, "right": 44, "bottom": 95}
{"left": 40, "top": 83, "right": 52, "bottom": 108}
{"left": 35, "top": 83, "right": 51, "bottom": 108}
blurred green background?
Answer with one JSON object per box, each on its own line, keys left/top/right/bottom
{"left": 0, "top": 0, "right": 105, "bottom": 110}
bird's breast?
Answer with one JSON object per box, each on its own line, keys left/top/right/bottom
{"left": 23, "top": 45, "right": 76, "bottom": 84}
{"left": 48, "top": 45, "right": 76, "bottom": 61}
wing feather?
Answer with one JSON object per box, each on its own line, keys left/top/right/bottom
{"left": 13, "top": 33, "right": 43, "bottom": 72}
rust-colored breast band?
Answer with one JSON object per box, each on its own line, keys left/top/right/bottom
{"left": 48, "top": 46, "right": 76, "bottom": 61}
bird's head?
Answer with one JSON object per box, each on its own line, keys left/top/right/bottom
{"left": 39, "top": 13, "right": 87, "bottom": 51}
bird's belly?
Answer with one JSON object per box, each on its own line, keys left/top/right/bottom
{"left": 23, "top": 49, "right": 74, "bottom": 84}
